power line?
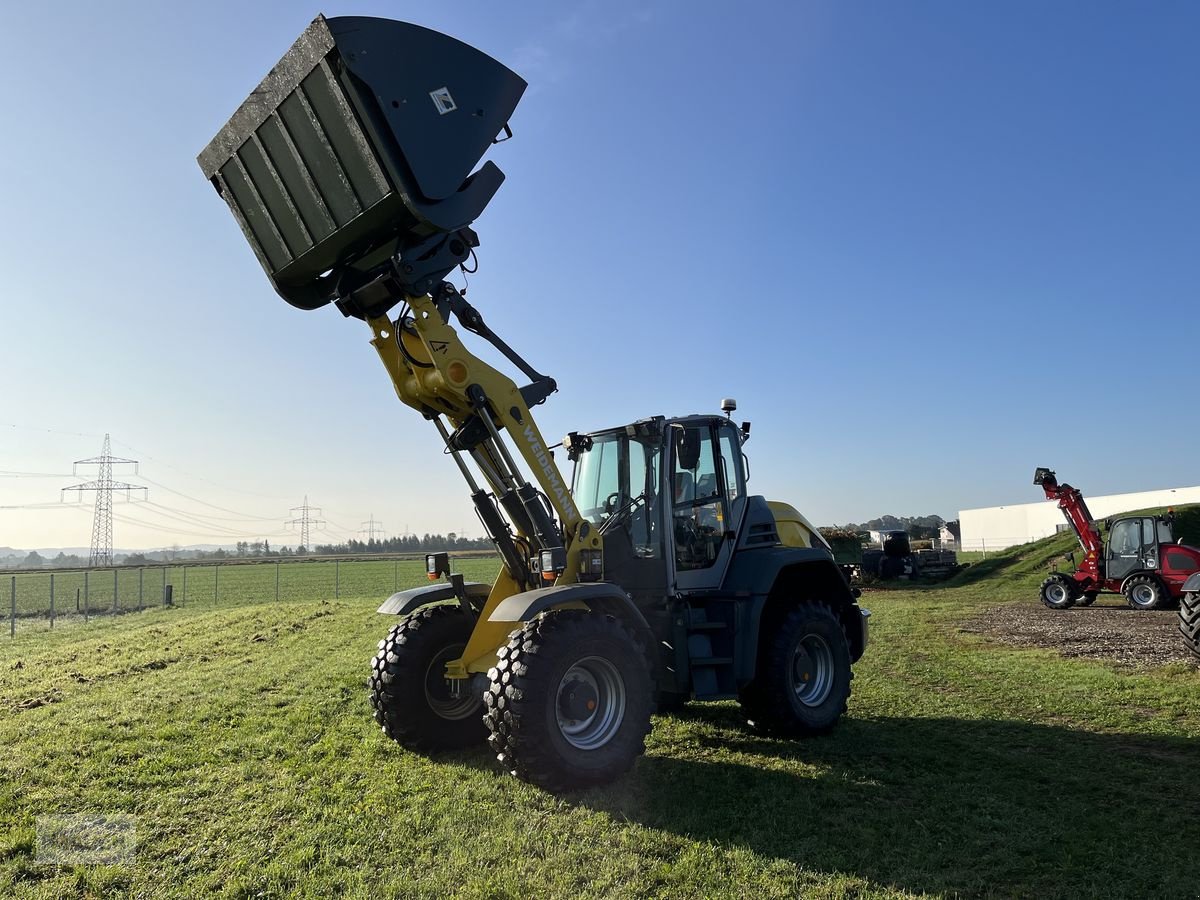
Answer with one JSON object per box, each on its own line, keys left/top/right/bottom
{"left": 110, "top": 439, "right": 294, "bottom": 502}
{"left": 133, "top": 475, "right": 286, "bottom": 520}
{"left": 61, "top": 434, "right": 147, "bottom": 567}
{"left": 0, "top": 470, "right": 76, "bottom": 478}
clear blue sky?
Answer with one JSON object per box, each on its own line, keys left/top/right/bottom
{"left": 2, "top": 0, "right": 1197, "bottom": 550}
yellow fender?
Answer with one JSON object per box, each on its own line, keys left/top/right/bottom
{"left": 767, "top": 501, "right": 832, "bottom": 552}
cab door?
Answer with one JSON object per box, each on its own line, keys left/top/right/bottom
{"left": 669, "top": 421, "right": 746, "bottom": 593}
{"left": 1106, "top": 517, "right": 1157, "bottom": 582}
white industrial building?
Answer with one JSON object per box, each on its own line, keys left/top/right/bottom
{"left": 959, "top": 485, "right": 1200, "bottom": 552}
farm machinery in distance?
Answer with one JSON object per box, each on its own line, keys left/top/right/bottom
{"left": 1033, "top": 468, "right": 1200, "bottom": 612}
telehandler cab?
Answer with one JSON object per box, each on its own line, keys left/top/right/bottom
{"left": 199, "top": 14, "right": 869, "bottom": 790}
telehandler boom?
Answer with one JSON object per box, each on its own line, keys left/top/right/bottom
{"left": 199, "top": 14, "right": 869, "bottom": 789}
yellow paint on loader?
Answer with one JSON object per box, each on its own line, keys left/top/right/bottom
{"left": 767, "top": 501, "right": 832, "bottom": 551}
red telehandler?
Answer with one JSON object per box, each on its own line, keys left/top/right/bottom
{"left": 1033, "top": 468, "right": 1200, "bottom": 611}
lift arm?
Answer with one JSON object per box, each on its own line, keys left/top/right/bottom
{"left": 1033, "top": 467, "right": 1103, "bottom": 568}
{"left": 365, "top": 278, "right": 602, "bottom": 674}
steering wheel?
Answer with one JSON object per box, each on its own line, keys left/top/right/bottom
{"left": 604, "top": 492, "right": 623, "bottom": 516}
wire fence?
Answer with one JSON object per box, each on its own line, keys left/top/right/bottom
{"left": 1, "top": 553, "right": 499, "bottom": 639}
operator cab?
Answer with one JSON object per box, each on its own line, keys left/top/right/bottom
{"left": 569, "top": 412, "right": 749, "bottom": 597}
{"left": 1104, "top": 516, "right": 1171, "bottom": 581}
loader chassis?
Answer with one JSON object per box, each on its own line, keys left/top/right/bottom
{"left": 199, "top": 14, "right": 868, "bottom": 790}
{"left": 1033, "top": 468, "right": 1200, "bottom": 610}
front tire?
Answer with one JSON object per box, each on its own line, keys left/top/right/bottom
{"left": 1124, "top": 575, "right": 1168, "bottom": 611}
{"left": 739, "top": 602, "right": 852, "bottom": 737}
{"left": 484, "top": 611, "right": 654, "bottom": 792}
{"left": 368, "top": 606, "right": 487, "bottom": 751}
{"left": 1039, "top": 573, "right": 1076, "bottom": 610}
{"left": 1179, "top": 591, "right": 1200, "bottom": 662}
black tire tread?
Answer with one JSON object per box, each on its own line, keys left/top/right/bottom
{"left": 367, "top": 605, "right": 486, "bottom": 751}
{"left": 1123, "top": 574, "right": 1168, "bottom": 611}
{"left": 1179, "top": 591, "right": 1200, "bottom": 662}
{"left": 483, "top": 610, "right": 654, "bottom": 792}
{"left": 738, "top": 601, "right": 853, "bottom": 737}
{"left": 1039, "top": 573, "right": 1077, "bottom": 610}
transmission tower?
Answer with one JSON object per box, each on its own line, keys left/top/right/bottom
{"left": 62, "top": 434, "right": 146, "bottom": 567}
{"left": 359, "top": 513, "right": 386, "bottom": 543}
{"left": 286, "top": 496, "right": 324, "bottom": 551}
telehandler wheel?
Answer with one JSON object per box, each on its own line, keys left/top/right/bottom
{"left": 1039, "top": 574, "right": 1076, "bottom": 610}
{"left": 1124, "top": 575, "right": 1168, "bottom": 611}
{"left": 484, "top": 610, "right": 654, "bottom": 792}
{"left": 739, "top": 602, "right": 852, "bottom": 737}
{"left": 1179, "top": 592, "right": 1200, "bottom": 663}
{"left": 368, "top": 606, "right": 487, "bottom": 752}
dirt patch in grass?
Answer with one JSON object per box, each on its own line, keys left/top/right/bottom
{"left": 960, "top": 600, "right": 1189, "bottom": 666}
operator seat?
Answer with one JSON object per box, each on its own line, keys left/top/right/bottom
{"left": 674, "top": 472, "right": 695, "bottom": 505}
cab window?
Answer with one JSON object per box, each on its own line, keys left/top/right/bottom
{"left": 672, "top": 425, "right": 727, "bottom": 571}
{"left": 1109, "top": 519, "right": 1140, "bottom": 556}
{"left": 718, "top": 426, "right": 742, "bottom": 500}
{"left": 573, "top": 435, "right": 619, "bottom": 522}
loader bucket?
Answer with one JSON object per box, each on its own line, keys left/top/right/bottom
{"left": 198, "top": 15, "right": 525, "bottom": 311}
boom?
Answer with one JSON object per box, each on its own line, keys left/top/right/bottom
{"left": 364, "top": 279, "right": 603, "bottom": 675}
{"left": 1033, "top": 467, "right": 1102, "bottom": 571}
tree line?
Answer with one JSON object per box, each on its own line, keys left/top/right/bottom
{"left": 4, "top": 533, "right": 494, "bottom": 570}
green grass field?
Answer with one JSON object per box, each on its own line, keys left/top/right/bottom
{"left": 1, "top": 541, "right": 1197, "bottom": 898}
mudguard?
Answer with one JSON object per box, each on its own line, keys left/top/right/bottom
{"left": 376, "top": 581, "right": 490, "bottom": 615}
{"left": 487, "top": 582, "right": 652, "bottom": 635}
{"left": 723, "top": 546, "right": 869, "bottom": 680}
{"left": 1183, "top": 573, "right": 1200, "bottom": 593}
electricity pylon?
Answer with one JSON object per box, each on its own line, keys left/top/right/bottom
{"left": 286, "top": 496, "right": 324, "bottom": 552}
{"left": 62, "top": 434, "right": 146, "bottom": 566}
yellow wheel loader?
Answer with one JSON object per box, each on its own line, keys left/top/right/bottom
{"left": 199, "top": 14, "right": 869, "bottom": 791}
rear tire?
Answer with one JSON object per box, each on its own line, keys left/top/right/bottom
{"left": 739, "top": 602, "right": 852, "bottom": 737}
{"left": 1124, "top": 575, "right": 1168, "bottom": 610}
{"left": 1179, "top": 591, "right": 1200, "bottom": 662}
{"left": 368, "top": 606, "right": 487, "bottom": 751}
{"left": 1039, "top": 574, "right": 1076, "bottom": 610}
{"left": 484, "top": 611, "right": 654, "bottom": 792}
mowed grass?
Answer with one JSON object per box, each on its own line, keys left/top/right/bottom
{"left": 1, "top": 545, "right": 1198, "bottom": 898}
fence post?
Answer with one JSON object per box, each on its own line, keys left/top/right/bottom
{"left": 138, "top": 568, "right": 144, "bottom": 611}
{"left": 214, "top": 565, "right": 219, "bottom": 603}
{"left": 113, "top": 568, "right": 119, "bottom": 615}
{"left": 183, "top": 567, "right": 188, "bottom": 605}
{"left": 84, "top": 572, "right": 90, "bottom": 623}
{"left": 982, "top": 539, "right": 987, "bottom": 560}
{"left": 10, "top": 576, "right": 15, "bottom": 638}
{"left": 275, "top": 560, "right": 280, "bottom": 602}
{"left": 335, "top": 558, "right": 340, "bottom": 599}
{"left": 49, "top": 573, "right": 55, "bottom": 629}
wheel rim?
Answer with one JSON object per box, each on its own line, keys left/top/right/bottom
{"left": 1130, "top": 583, "right": 1156, "bottom": 608}
{"left": 423, "top": 644, "right": 479, "bottom": 721}
{"left": 555, "top": 656, "right": 626, "bottom": 750}
{"left": 1045, "top": 583, "right": 1068, "bottom": 605}
{"left": 789, "top": 633, "right": 834, "bottom": 707}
